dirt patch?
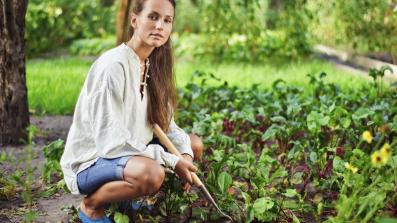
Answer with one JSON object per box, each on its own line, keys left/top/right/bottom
{"left": 0, "top": 115, "right": 81, "bottom": 223}
{"left": 31, "top": 115, "right": 73, "bottom": 144}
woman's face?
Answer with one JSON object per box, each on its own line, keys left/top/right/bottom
{"left": 131, "top": 0, "right": 174, "bottom": 48}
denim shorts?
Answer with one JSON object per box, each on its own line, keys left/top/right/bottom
{"left": 77, "top": 156, "right": 131, "bottom": 195}
{"left": 77, "top": 138, "right": 164, "bottom": 195}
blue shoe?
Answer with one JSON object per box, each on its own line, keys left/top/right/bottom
{"left": 117, "top": 199, "right": 154, "bottom": 212}
{"left": 131, "top": 199, "right": 154, "bottom": 211}
{"left": 79, "top": 209, "right": 112, "bottom": 223}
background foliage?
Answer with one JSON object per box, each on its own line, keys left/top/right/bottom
{"left": 308, "top": 0, "right": 397, "bottom": 63}
{"left": 26, "top": 0, "right": 397, "bottom": 62}
{"left": 26, "top": 0, "right": 116, "bottom": 55}
{"left": 12, "top": 0, "right": 397, "bottom": 222}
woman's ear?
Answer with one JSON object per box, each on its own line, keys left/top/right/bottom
{"left": 130, "top": 13, "right": 138, "bottom": 29}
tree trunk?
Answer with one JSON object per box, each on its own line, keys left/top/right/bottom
{"left": 116, "top": 0, "right": 133, "bottom": 45}
{"left": 266, "top": 0, "right": 282, "bottom": 29}
{"left": 0, "top": 0, "right": 30, "bottom": 145}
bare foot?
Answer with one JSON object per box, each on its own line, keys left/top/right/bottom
{"left": 80, "top": 199, "right": 105, "bottom": 219}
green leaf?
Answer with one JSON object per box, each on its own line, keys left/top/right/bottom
{"left": 114, "top": 212, "right": 129, "bottom": 223}
{"left": 217, "top": 172, "right": 232, "bottom": 193}
{"left": 246, "top": 206, "right": 255, "bottom": 223}
{"left": 270, "top": 167, "right": 288, "bottom": 180}
{"left": 284, "top": 189, "right": 298, "bottom": 198}
{"left": 377, "top": 217, "right": 397, "bottom": 223}
{"left": 390, "top": 156, "right": 397, "bottom": 169}
{"left": 253, "top": 197, "right": 274, "bottom": 214}
{"left": 352, "top": 108, "right": 374, "bottom": 120}
{"left": 333, "top": 156, "right": 345, "bottom": 173}
{"left": 309, "top": 152, "right": 317, "bottom": 162}
{"left": 262, "top": 125, "right": 278, "bottom": 140}
{"left": 270, "top": 116, "right": 287, "bottom": 123}
{"left": 290, "top": 172, "right": 303, "bottom": 184}
{"left": 242, "top": 192, "right": 252, "bottom": 205}
{"left": 292, "top": 213, "right": 301, "bottom": 223}
{"left": 307, "top": 111, "right": 330, "bottom": 133}
{"left": 259, "top": 151, "right": 276, "bottom": 166}
{"left": 341, "top": 117, "right": 351, "bottom": 128}
{"left": 392, "top": 115, "right": 397, "bottom": 132}
{"left": 380, "top": 65, "right": 393, "bottom": 75}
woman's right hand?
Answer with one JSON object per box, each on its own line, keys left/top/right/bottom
{"left": 174, "top": 158, "right": 198, "bottom": 185}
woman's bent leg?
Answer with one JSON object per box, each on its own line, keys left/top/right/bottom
{"left": 80, "top": 156, "right": 165, "bottom": 218}
{"left": 189, "top": 133, "right": 204, "bottom": 161}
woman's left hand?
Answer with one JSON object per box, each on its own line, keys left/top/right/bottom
{"left": 181, "top": 154, "right": 194, "bottom": 192}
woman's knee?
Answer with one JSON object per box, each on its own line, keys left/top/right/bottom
{"left": 144, "top": 163, "right": 165, "bottom": 194}
{"left": 189, "top": 133, "right": 204, "bottom": 161}
{"left": 124, "top": 156, "right": 165, "bottom": 195}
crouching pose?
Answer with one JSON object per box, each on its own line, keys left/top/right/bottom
{"left": 60, "top": 0, "right": 203, "bottom": 222}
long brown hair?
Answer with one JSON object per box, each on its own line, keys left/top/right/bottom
{"left": 129, "top": 0, "right": 177, "bottom": 132}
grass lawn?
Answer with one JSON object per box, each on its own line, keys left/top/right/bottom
{"left": 27, "top": 55, "right": 370, "bottom": 115}
{"left": 27, "top": 57, "right": 92, "bottom": 115}
{"left": 175, "top": 57, "right": 369, "bottom": 88}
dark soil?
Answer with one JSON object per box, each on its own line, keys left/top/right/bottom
{"left": 0, "top": 116, "right": 82, "bottom": 223}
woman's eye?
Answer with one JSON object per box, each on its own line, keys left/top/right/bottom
{"left": 148, "top": 15, "right": 157, "bottom": 20}
{"left": 165, "top": 19, "right": 172, "bottom": 23}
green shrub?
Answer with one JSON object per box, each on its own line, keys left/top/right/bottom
{"left": 308, "top": 0, "right": 397, "bottom": 61}
{"left": 334, "top": 0, "right": 397, "bottom": 59}
{"left": 174, "top": 30, "right": 310, "bottom": 62}
{"left": 26, "top": 0, "right": 116, "bottom": 55}
{"left": 69, "top": 36, "right": 116, "bottom": 56}
{"left": 0, "top": 173, "right": 16, "bottom": 201}
{"left": 175, "top": 0, "right": 312, "bottom": 62}
{"left": 174, "top": 0, "right": 201, "bottom": 33}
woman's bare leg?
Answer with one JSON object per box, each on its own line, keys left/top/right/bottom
{"left": 189, "top": 133, "right": 204, "bottom": 161}
{"left": 80, "top": 156, "right": 165, "bottom": 218}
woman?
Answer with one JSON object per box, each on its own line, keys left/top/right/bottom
{"left": 60, "top": 0, "right": 203, "bottom": 222}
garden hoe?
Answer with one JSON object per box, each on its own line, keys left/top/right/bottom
{"left": 153, "top": 124, "right": 233, "bottom": 222}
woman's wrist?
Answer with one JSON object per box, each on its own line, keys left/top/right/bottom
{"left": 181, "top": 153, "right": 193, "bottom": 162}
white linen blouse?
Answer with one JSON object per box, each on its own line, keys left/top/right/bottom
{"left": 60, "top": 43, "right": 193, "bottom": 195}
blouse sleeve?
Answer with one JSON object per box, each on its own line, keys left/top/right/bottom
{"left": 166, "top": 118, "right": 194, "bottom": 159}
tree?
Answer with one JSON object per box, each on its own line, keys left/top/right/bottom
{"left": 266, "top": 0, "right": 282, "bottom": 29}
{"left": 0, "top": 0, "right": 29, "bottom": 145}
{"left": 116, "top": 0, "right": 133, "bottom": 44}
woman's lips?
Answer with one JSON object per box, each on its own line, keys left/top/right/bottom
{"left": 151, "top": 34, "right": 163, "bottom": 38}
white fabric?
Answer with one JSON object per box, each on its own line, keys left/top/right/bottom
{"left": 60, "top": 43, "right": 193, "bottom": 195}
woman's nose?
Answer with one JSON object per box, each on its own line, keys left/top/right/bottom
{"left": 155, "top": 20, "right": 163, "bottom": 30}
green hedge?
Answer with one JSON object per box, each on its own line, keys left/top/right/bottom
{"left": 26, "top": 0, "right": 116, "bottom": 55}
{"left": 308, "top": 0, "right": 397, "bottom": 61}
{"left": 69, "top": 36, "right": 116, "bottom": 56}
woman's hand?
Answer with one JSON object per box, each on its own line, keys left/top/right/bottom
{"left": 174, "top": 154, "right": 197, "bottom": 192}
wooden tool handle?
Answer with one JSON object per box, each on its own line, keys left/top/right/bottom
{"left": 153, "top": 124, "right": 203, "bottom": 187}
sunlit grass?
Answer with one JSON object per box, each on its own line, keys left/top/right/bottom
{"left": 175, "top": 57, "right": 369, "bottom": 89}
{"left": 27, "top": 55, "right": 370, "bottom": 115}
{"left": 27, "top": 56, "right": 92, "bottom": 115}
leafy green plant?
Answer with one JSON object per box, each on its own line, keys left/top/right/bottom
{"left": 15, "top": 66, "right": 396, "bottom": 222}
{"left": 42, "top": 139, "right": 65, "bottom": 184}
{"left": 9, "top": 125, "right": 40, "bottom": 222}
{"left": 0, "top": 151, "right": 16, "bottom": 200}
{"left": 368, "top": 65, "right": 393, "bottom": 97}
{"left": 172, "top": 70, "right": 396, "bottom": 222}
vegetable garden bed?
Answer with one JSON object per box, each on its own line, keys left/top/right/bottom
{"left": 1, "top": 68, "right": 396, "bottom": 223}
